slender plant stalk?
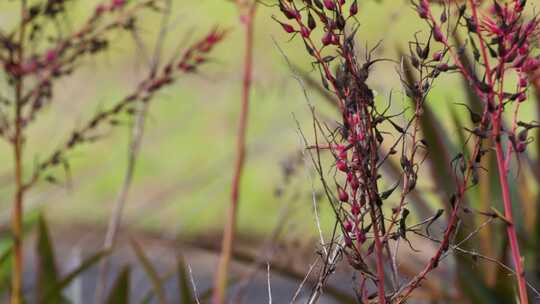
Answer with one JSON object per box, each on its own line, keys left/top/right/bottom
{"left": 213, "top": 3, "right": 256, "bottom": 303}
{"left": 466, "top": 2, "right": 528, "bottom": 302}
{"left": 11, "top": 2, "right": 27, "bottom": 303}
{"left": 494, "top": 139, "right": 528, "bottom": 303}
{"left": 94, "top": 101, "right": 149, "bottom": 303}
{"left": 95, "top": 2, "right": 172, "bottom": 301}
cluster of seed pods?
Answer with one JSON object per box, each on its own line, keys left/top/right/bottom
{"left": 276, "top": 4, "right": 395, "bottom": 300}
{"left": 275, "top": 0, "right": 357, "bottom": 51}
{"left": 276, "top": 0, "right": 385, "bottom": 250}
{"left": 417, "top": 0, "right": 539, "bottom": 154}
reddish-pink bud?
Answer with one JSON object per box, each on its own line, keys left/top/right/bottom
{"left": 350, "top": 0, "right": 358, "bottom": 16}
{"left": 517, "top": 92, "right": 527, "bottom": 102}
{"left": 331, "top": 33, "right": 340, "bottom": 45}
{"left": 437, "top": 63, "right": 449, "bottom": 72}
{"left": 95, "top": 4, "right": 107, "bottom": 15}
{"left": 519, "top": 76, "right": 528, "bottom": 88}
{"left": 344, "top": 220, "right": 353, "bottom": 232}
{"left": 518, "top": 44, "right": 528, "bottom": 56}
{"left": 351, "top": 204, "right": 360, "bottom": 216}
{"left": 432, "top": 51, "right": 443, "bottom": 61}
{"left": 350, "top": 177, "right": 359, "bottom": 190}
{"left": 357, "top": 231, "right": 366, "bottom": 244}
{"left": 344, "top": 235, "right": 353, "bottom": 247}
{"left": 280, "top": 22, "right": 295, "bottom": 33}
{"left": 433, "top": 26, "right": 444, "bottom": 42}
{"left": 111, "top": 0, "right": 125, "bottom": 9}
{"left": 323, "top": 0, "right": 335, "bottom": 10}
{"left": 336, "top": 160, "right": 348, "bottom": 172}
{"left": 523, "top": 58, "right": 540, "bottom": 73}
{"left": 45, "top": 49, "right": 58, "bottom": 63}
{"left": 338, "top": 188, "right": 349, "bottom": 202}
{"left": 417, "top": 0, "right": 429, "bottom": 19}
{"left": 282, "top": 7, "right": 300, "bottom": 20}
{"left": 300, "top": 26, "right": 311, "bottom": 38}
{"left": 322, "top": 31, "right": 332, "bottom": 46}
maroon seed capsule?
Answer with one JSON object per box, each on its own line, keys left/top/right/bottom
{"left": 280, "top": 22, "right": 295, "bottom": 33}
{"left": 433, "top": 26, "right": 444, "bottom": 42}
{"left": 300, "top": 26, "right": 311, "bottom": 38}
{"left": 517, "top": 92, "right": 526, "bottom": 102}
{"left": 322, "top": 31, "right": 332, "bottom": 45}
{"left": 339, "top": 188, "right": 349, "bottom": 202}
{"left": 350, "top": 177, "right": 359, "bottom": 191}
{"left": 440, "top": 10, "right": 447, "bottom": 23}
{"left": 519, "top": 77, "right": 528, "bottom": 88}
{"left": 95, "top": 4, "right": 107, "bottom": 15}
{"left": 331, "top": 33, "right": 340, "bottom": 45}
{"left": 357, "top": 231, "right": 366, "bottom": 244}
{"left": 351, "top": 204, "right": 360, "bottom": 216}
{"left": 336, "top": 160, "right": 348, "bottom": 172}
{"left": 344, "top": 220, "right": 353, "bottom": 232}
{"left": 323, "top": 0, "right": 335, "bottom": 10}
{"left": 111, "top": 0, "right": 125, "bottom": 9}
{"left": 307, "top": 12, "right": 316, "bottom": 30}
{"left": 344, "top": 235, "right": 353, "bottom": 247}
{"left": 437, "top": 63, "right": 449, "bottom": 72}
{"left": 350, "top": 0, "right": 358, "bottom": 16}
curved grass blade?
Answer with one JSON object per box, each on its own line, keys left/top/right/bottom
{"left": 130, "top": 238, "right": 166, "bottom": 304}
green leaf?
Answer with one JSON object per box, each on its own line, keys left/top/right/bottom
{"left": 106, "top": 266, "right": 130, "bottom": 304}
{"left": 36, "top": 214, "right": 64, "bottom": 303}
{"left": 43, "top": 250, "right": 110, "bottom": 302}
{"left": 130, "top": 239, "right": 166, "bottom": 304}
{"left": 0, "top": 209, "right": 40, "bottom": 292}
{"left": 456, "top": 261, "right": 503, "bottom": 304}
{"left": 0, "top": 246, "right": 12, "bottom": 292}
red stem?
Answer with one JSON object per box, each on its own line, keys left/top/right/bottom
{"left": 369, "top": 204, "right": 387, "bottom": 304}
{"left": 213, "top": 4, "right": 256, "bottom": 304}
{"left": 467, "top": 1, "right": 528, "bottom": 302}
{"left": 493, "top": 136, "right": 528, "bottom": 304}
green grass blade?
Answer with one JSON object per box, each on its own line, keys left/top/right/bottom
{"left": 36, "top": 214, "right": 63, "bottom": 303}
{"left": 106, "top": 266, "right": 131, "bottom": 304}
{"left": 130, "top": 238, "right": 167, "bottom": 304}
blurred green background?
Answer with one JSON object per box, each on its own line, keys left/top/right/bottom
{"left": 0, "top": 0, "right": 536, "bottom": 240}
